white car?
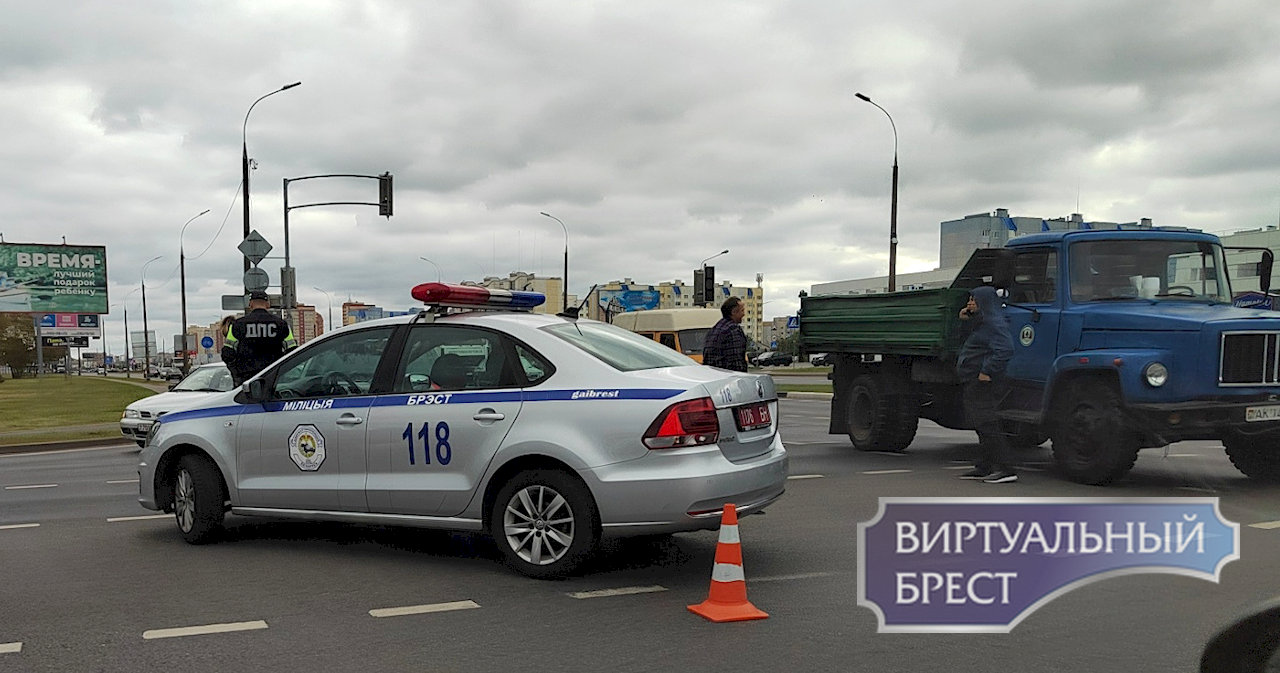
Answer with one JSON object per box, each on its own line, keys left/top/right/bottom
{"left": 121, "top": 364, "right": 235, "bottom": 447}
{"left": 138, "top": 284, "right": 787, "bottom": 578}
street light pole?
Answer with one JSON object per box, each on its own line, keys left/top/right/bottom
{"left": 242, "top": 81, "right": 302, "bottom": 275}
{"left": 312, "top": 286, "right": 334, "bottom": 333}
{"left": 417, "top": 257, "right": 443, "bottom": 282}
{"left": 855, "top": 92, "right": 899, "bottom": 292}
{"left": 699, "top": 249, "right": 729, "bottom": 307}
{"left": 178, "top": 209, "right": 210, "bottom": 376}
{"left": 140, "top": 256, "right": 163, "bottom": 380}
{"left": 539, "top": 212, "right": 569, "bottom": 312}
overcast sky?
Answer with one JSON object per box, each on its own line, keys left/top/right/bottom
{"left": 2, "top": 0, "right": 1277, "bottom": 356}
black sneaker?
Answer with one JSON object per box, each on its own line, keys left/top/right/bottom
{"left": 983, "top": 471, "right": 1018, "bottom": 484}
{"left": 959, "top": 467, "right": 993, "bottom": 480}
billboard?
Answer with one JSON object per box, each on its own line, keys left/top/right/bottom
{"left": 598, "top": 289, "right": 662, "bottom": 313}
{"left": 0, "top": 243, "right": 108, "bottom": 314}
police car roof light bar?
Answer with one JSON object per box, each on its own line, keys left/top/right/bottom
{"left": 411, "top": 282, "right": 546, "bottom": 311}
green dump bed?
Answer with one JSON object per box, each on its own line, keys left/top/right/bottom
{"left": 799, "top": 287, "right": 971, "bottom": 357}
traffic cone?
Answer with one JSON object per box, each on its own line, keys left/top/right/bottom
{"left": 688, "top": 503, "right": 768, "bottom": 622}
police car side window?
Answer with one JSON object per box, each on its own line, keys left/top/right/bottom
{"left": 515, "top": 344, "right": 551, "bottom": 385}
{"left": 394, "top": 326, "right": 517, "bottom": 393}
{"left": 273, "top": 327, "right": 393, "bottom": 399}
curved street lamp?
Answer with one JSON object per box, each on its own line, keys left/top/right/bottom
{"left": 855, "top": 92, "right": 899, "bottom": 292}
{"left": 179, "top": 209, "right": 211, "bottom": 375}
{"left": 418, "top": 257, "right": 443, "bottom": 282}
{"left": 242, "top": 81, "right": 302, "bottom": 274}
{"left": 312, "top": 286, "right": 334, "bottom": 333}
{"left": 140, "top": 256, "right": 163, "bottom": 380}
{"left": 539, "top": 212, "right": 569, "bottom": 312}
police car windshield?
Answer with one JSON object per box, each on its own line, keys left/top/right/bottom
{"left": 544, "top": 322, "right": 696, "bottom": 371}
{"left": 172, "top": 365, "right": 234, "bottom": 392}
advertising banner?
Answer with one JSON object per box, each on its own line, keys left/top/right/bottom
{"left": 598, "top": 289, "right": 662, "bottom": 312}
{"left": 39, "top": 313, "right": 103, "bottom": 337}
{"left": 0, "top": 243, "right": 108, "bottom": 313}
{"left": 42, "top": 335, "right": 90, "bottom": 348}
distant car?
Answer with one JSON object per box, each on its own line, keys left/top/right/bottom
{"left": 160, "top": 367, "right": 183, "bottom": 381}
{"left": 756, "top": 352, "right": 793, "bottom": 367}
{"left": 809, "top": 353, "right": 832, "bottom": 366}
{"left": 137, "top": 283, "right": 787, "bottom": 578}
{"left": 121, "top": 364, "right": 234, "bottom": 447}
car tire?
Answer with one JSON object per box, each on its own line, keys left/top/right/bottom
{"left": 1050, "top": 380, "right": 1139, "bottom": 485}
{"left": 174, "top": 454, "right": 226, "bottom": 544}
{"left": 1223, "top": 431, "right": 1280, "bottom": 482}
{"left": 489, "top": 469, "right": 600, "bottom": 579}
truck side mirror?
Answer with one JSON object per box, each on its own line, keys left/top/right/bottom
{"left": 1260, "top": 252, "right": 1273, "bottom": 294}
{"left": 991, "top": 249, "right": 1017, "bottom": 291}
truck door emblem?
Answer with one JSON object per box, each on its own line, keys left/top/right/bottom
{"left": 1019, "top": 325, "right": 1035, "bottom": 347}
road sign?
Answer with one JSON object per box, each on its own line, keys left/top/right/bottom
{"left": 244, "top": 268, "right": 270, "bottom": 292}
{"left": 786, "top": 316, "right": 799, "bottom": 329}
{"left": 201, "top": 336, "right": 214, "bottom": 348}
{"left": 42, "top": 335, "right": 89, "bottom": 348}
{"left": 238, "top": 230, "right": 273, "bottom": 265}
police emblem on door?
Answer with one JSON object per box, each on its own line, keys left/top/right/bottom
{"left": 289, "top": 424, "right": 326, "bottom": 471}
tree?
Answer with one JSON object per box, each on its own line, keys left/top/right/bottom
{"left": 0, "top": 313, "right": 36, "bottom": 378}
{"left": 777, "top": 330, "right": 801, "bottom": 357}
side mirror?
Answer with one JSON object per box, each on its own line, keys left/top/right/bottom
{"left": 244, "top": 379, "right": 269, "bottom": 402}
{"left": 1201, "top": 598, "right": 1280, "bottom": 673}
{"left": 991, "top": 249, "right": 1017, "bottom": 291}
{"left": 1260, "top": 251, "right": 1274, "bottom": 294}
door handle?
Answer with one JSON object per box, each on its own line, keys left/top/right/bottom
{"left": 473, "top": 412, "right": 505, "bottom": 422}
{"left": 336, "top": 415, "right": 364, "bottom": 426}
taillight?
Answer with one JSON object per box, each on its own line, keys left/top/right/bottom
{"left": 643, "top": 397, "right": 719, "bottom": 449}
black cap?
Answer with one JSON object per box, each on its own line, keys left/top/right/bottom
{"left": 249, "top": 290, "right": 270, "bottom": 302}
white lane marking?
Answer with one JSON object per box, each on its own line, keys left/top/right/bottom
{"left": 944, "top": 465, "right": 974, "bottom": 470}
{"left": 868, "top": 451, "right": 909, "bottom": 457}
{"left": 1249, "top": 521, "right": 1280, "bottom": 530}
{"left": 369, "top": 600, "right": 480, "bottom": 618}
{"left": 4, "top": 484, "right": 57, "bottom": 490}
{"left": 0, "top": 642, "right": 21, "bottom": 654}
{"left": 1161, "top": 454, "right": 1199, "bottom": 458}
{"left": 0, "top": 523, "right": 40, "bottom": 531}
{"left": 751, "top": 572, "right": 837, "bottom": 583}
{"left": 787, "top": 474, "right": 824, "bottom": 480}
{"left": 107, "top": 514, "right": 170, "bottom": 522}
{"left": 862, "top": 469, "right": 911, "bottom": 475}
{"left": 143, "top": 620, "right": 268, "bottom": 640}
{"left": 107, "top": 479, "right": 140, "bottom": 484}
{"left": 1178, "top": 486, "right": 1218, "bottom": 494}
{"left": 567, "top": 585, "right": 668, "bottom": 599}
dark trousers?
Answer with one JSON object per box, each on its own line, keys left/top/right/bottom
{"left": 963, "top": 379, "right": 1013, "bottom": 471}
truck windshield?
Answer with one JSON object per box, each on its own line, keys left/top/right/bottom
{"left": 1069, "top": 239, "right": 1231, "bottom": 303}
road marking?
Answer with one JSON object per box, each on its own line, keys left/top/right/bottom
{"left": 107, "top": 514, "right": 170, "bottom": 522}
{"left": 787, "top": 474, "right": 824, "bottom": 480}
{"left": 868, "top": 451, "right": 909, "bottom": 457}
{"left": 4, "top": 484, "right": 57, "bottom": 490}
{"left": 1019, "top": 466, "right": 1046, "bottom": 472}
{"left": 0, "top": 642, "right": 21, "bottom": 654}
{"left": 752, "top": 572, "right": 837, "bottom": 583}
{"left": 1249, "top": 521, "right": 1280, "bottom": 530}
{"left": 1178, "top": 486, "right": 1218, "bottom": 494}
{"left": 1161, "top": 454, "right": 1199, "bottom": 458}
{"left": 567, "top": 585, "right": 667, "bottom": 599}
{"left": 944, "top": 465, "right": 974, "bottom": 470}
{"left": 0, "top": 523, "right": 40, "bottom": 530}
{"left": 862, "top": 469, "right": 911, "bottom": 475}
{"left": 369, "top": 600, "right": 480, "bottom": 618}
{"left": 107, "top": 479, "right": 140, "bottom": 484}
{"left": 143, "top": 620, "right": 268, "bottom": 640}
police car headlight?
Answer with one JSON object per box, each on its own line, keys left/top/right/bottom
{"left": 1143, "top": 362, "right": 1169, "bottom": 387}
{"left": 123, "top": 409, "right": 141, "bottom": 419}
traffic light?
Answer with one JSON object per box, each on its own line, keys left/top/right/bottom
{"left": 693, "top": 268, "right": 704, "bottom": 305}
{"left": 703, "top": 265, "right": 716, "bottom": 305}
{"left": 378, "top": 172, "right": 393, "bottom": 217}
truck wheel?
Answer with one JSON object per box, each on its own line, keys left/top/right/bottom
{"left": 1050, "top": 381, "right": 1138, "bottom": 485}
{"left": 1223, "top": 432, "right": 1280, "bottom": 481}
{"left": 846, "top": 374, "right": 918, "bottom": 452}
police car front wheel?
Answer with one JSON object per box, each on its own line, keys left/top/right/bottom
{"left": 174, "top": 454, "right": 226, "bottom": 544}
{"left": 490, "top": 470, "right": 600, "bottom": 579}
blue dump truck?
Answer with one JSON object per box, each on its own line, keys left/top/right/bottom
{"left": 799, "top": 228, "right": 1280, "bottom": 485}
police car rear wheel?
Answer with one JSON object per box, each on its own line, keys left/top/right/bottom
{"left": 491, "top": 470, "right": 600, "bottom": 579}
{"left": 174, "top": 454, "right": 226, "bottom": 544}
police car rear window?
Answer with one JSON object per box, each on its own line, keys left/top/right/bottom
{"left": 543, "top": 322, "right": 694, "bottom": 371}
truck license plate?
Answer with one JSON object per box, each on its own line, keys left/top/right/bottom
{"left": 1245, "top": 405, "right": 1280, "bottom": 422}
{"left": 735, "top": 402, "right": 772, "bottom": 431}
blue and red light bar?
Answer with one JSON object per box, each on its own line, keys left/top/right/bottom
{"left": 411, "top": 282, "right": 546, "bottom": 310}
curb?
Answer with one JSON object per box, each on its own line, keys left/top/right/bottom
{"left": 0, "top": 438, "right": 136, "bottom": 456}
{"left": 777, "top": 391, "right": 834, "bottom": 400}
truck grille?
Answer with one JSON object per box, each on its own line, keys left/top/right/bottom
{"left": 1220, "top": 332, "right": 1280, "bottom": 386}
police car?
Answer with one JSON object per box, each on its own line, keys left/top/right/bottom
{"left": 137, "top": 283, "right": 788, "bottom": 578}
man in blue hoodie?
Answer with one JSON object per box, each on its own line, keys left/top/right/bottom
{"left": 955, "top": 286, "right": 1017, "bottom": 483}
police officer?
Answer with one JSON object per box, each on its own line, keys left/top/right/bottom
{"left": 222, "top": 290, "right": 297, "bottom": 386}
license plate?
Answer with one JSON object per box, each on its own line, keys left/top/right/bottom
{"left": 735, "top": 402, "right": 772, "bottom": 431}
{"left": 1246, "top": 405, "right": 1280, "bottom": 422}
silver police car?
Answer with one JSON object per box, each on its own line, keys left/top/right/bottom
{"left": 138, "top": 284, "right": 787, "bottom": 578}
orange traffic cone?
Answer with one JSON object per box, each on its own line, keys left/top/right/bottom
{"left": 688, "top": 503, "right": 768, "bottom": 622}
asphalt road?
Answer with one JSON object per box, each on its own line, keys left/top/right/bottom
{"left": 2, "top": 398, "right": 1277, "bottom": 672}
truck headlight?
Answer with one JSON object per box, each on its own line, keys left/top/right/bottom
{"left": 1143, "top": 362, "right": 1169, "bottom": 387}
